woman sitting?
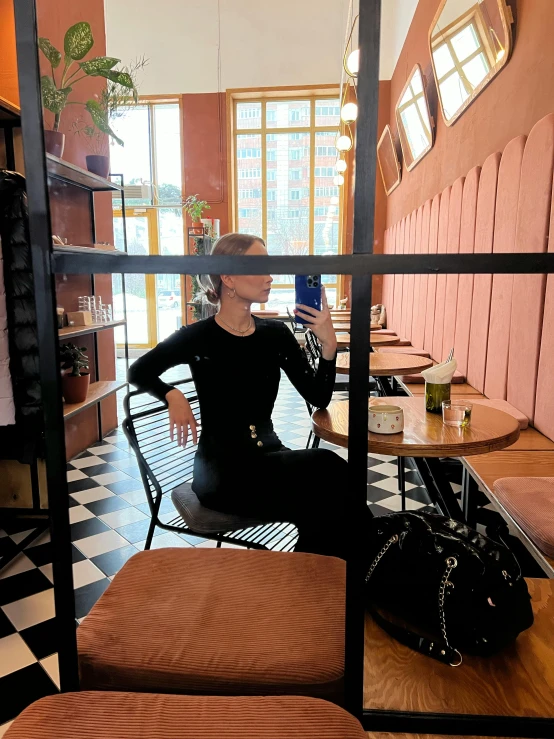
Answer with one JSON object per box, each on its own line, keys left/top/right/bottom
{"left": 128, "top": 232, "right": 371, "bottom": 560}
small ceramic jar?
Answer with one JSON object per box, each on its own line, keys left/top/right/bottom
{"left": 368, "top": 405, "right": 404, "bottom": 434}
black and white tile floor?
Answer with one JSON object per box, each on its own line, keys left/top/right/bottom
{"left": 0, "top": 375, "right": 443, "bottom": 733}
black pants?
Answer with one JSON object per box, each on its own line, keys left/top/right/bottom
{"left": 194, "top": 447, "right": 372, "bottom": 561}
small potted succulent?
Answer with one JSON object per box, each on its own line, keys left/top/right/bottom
{"left": 183, "top": 194, "right": 210, "bottom": 232}
{"left": 39, "top": 21, "right": 138, "bottom": 159}
{"left": 60, "top": 343, "right": 90, "bottom": 403}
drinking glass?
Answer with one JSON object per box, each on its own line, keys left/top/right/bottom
{"left": 442, "top": 400, "right": 472, "bottom": 428}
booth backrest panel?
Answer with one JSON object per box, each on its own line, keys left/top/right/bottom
{"left": 401, "top": 213, "right": 415, "bottom": 340}
{"left": 412, "top": 202, "right": 430, "bottom": 349}
{"left": 442, "top": 177, "right": 465, "bottom": 361}
{"left": 382, "top": 227, "right": 393, "bottom": 321}
{"left": 465, "top": 155, "right": 499, "bottom": 391}
{"left": 392, "top": 218, "right": 405, "bottom": 333}
{"left": 534, "top": 190, "right": 554, "bottom": 439}
{"left": 453, "top": 167, "right": 480, "bottom": 376}
{"left": 432, "top": 187, "right": 451, "bottom": 362}
{"left": 484, "top": 139, "right": 525, "bottom": 400}
{"left": 409, "top": 207, "right": 423, "bottom": 341}
{"left": 506, "top": 115, "right": 554, "bottom": 422}
{"left": 424, "top": 194, "right": 441, "bottom": 353}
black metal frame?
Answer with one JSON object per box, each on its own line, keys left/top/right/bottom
{"left": 123, "top": 379, "right": 298, "bottom": 551}
{"left": 11, "top": 0, "right": 554, "bottom": 734}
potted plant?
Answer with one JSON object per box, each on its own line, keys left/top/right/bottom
{"left": 60, "top": 343, "right": 90, "bottom": 404}
{"left": 183, "top": 194, "right": 210, "bottom": 232}
{"left": 72, "top": 56, "right": 147, "bottom": 177}
{"left": 39, "top": 21, "right": 138, "bottom": 158}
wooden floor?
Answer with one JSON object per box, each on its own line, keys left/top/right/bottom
{"left": 364, "top": 578, "right": 554, "bottom": 718}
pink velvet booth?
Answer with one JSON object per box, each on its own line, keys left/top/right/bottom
{"left": 381, "top": 113, "right": 554, "bottom": 441}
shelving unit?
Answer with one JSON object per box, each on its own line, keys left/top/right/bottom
{"left": 53, "top": 244, "right": 127, "bottom": 257}
{"left": 0, "top": 96, "right": 21, "bottom": 170}
{"left": 58, "top": 319, "right": 126, "bottom": 340}
{"left": 63, "top": 380, "right": 127, "bottom": 419}
{"left": 47, "top": 153, "right": 123, "bottom": 192}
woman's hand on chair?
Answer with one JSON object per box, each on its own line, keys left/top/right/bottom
{"left": 294, "top": 288, "right": 337, "bottom": 360}
{"left": 166, "top": 388, "right": 198, "bottom": 447}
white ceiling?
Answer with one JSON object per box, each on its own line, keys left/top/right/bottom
{"left": 104, "top": 0, "right": 419, "bottom": 94}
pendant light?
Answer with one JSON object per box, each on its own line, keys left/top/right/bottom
{"left": 345, "top": 49, "right": 359, "bottom": 77}
{"left": 335, "top": 159, "right": 347, "bottom": 173}
{"left": 336, "top": 134, "right": 353, "bottom": 152}
{"left": 341, "top": 101, "right": 358, "bottom": 123}
{"left": 333, "top": 174, "right": 344, "bottom": 186}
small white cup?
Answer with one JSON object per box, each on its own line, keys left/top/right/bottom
{"left": 368, "top": 405, "right": 404, "bottom": 434}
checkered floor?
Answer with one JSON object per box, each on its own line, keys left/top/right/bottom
{"left": 0, "top": 372, "right": 441, "bottom": 733}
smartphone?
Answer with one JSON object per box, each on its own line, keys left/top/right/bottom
{"left": 295, "top": 275, "right": 322, "bottom": 324}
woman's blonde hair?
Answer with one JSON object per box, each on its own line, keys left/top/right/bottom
{"left": 201, "top": 232, "right": 266, "bottom": 304}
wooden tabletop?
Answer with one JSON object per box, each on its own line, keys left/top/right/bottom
{"left": 312, "top": 396, "right": 520, "bottom": 457}
{"left": 335, "top": 334, "right": 400, "bottom": 348}
{"left": 336, "top": 352, "right": 432, "bottom": 376}
{"left": 332, "top": 322, "right": 383, "bottom": 331}
{"left": 364, "top": 577, "right": 554, "bottom": 718}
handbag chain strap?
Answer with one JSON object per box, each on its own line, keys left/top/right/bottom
{"left": 438, "top": 556, "right": 462, "bottom": 666}
{"left": 365, "top": 534, "right": 399, "bottom": 584}
{"left": 365, "top": 535, "right": 463, "bottom": 667}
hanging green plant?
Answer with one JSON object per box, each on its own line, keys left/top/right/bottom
{"left": 39, "top": 21, "right": 138, "bottom": 141}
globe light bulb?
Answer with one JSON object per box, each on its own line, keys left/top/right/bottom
{"left": 346, "top": 49, "right": 359, "bottom": 76}
{"left": 336, "top": 135, "right": 352, "bottom": 152}
{"left": 341, "top": 102, "right": 358, "bottom": 123}
{"left": 333, "top": 174, "right": 344, "bottom": 186}
{"left": 335, "top": 159, "right": 347, "bottom": 173}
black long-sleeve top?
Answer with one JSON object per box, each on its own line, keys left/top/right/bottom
{"left": 128, "top": 316, "right": 336, "bottom": 455}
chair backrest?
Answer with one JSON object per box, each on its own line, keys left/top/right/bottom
{"left": 123, "top": 379, "right": 200, "bottom": 512}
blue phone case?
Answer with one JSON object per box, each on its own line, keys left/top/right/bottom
{"left": 295, "top": 275, "right": 322, "bottom": 325}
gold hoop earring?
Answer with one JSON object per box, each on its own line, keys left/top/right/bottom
{"left": 228, "top": 288, "right": 236, "bottom": 299}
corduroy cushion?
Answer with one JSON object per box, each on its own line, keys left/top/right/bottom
{"left": 4, "top": 693, "right": 366, "bottom": 739}
{"left": 469, "top": 398, "right": 529, "bottom": 429}
{"left": 77, "top": 548, "right": 345, "bottom": 701}
{"left": 494, "top": 477, "right": 554, "bottom": 558}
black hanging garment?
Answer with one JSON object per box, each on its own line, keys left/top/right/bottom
{"left": 365, "top": 512, "right": 534, "bottom": 666}
{"left": 0, "top": 171, "right": 42, "bottom": 463}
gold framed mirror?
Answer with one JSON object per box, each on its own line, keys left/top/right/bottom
{"left": 395, "top": 64, "right": 434, "bottom": 171}
{"left": 429, "top": 0, "right": 514, "bottom": 126}
{"left": 377, "top": 125, "right": 401, "bottom": 195}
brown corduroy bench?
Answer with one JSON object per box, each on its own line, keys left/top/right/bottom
{"left": 3, "top": 692, "right": 366, "bottom": 739}
{"left": 77, "top": 547, "right": 346, "bottom": 702}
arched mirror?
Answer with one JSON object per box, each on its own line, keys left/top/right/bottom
{"left": 395, "top": 64, "right": 434, "bottom": 171}
{"left": 377, "top": 125, "right": 401, "bottom": 196}
{"left": 429, "top": 0, "right": 514, "bottom": 125}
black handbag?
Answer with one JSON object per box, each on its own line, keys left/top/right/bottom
{"left": 365, "top": 512, "right": 534, "bottom": 666}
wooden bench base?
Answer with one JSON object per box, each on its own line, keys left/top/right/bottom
{"left": 364, "top": 578, "right": 554, "bottom": 718}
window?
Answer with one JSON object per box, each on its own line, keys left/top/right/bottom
{"left": 238, "top": 168, "right": 261, "bottom": 179}
{"left": 233, "top": 96, "right": 342, "bottom": 299}
{"left": 316, "top": 146, "right": 335, "bottom": 156}
{"left": 237, "top": 148, "right": 261, "bottom": 159}
{"left": 315, "top": 167, "right": 334, "bottom": 177}
{"left": 431, "top": 6, "right": 493, "bottom": 121}
{"left": 315, "top": 186, "right": 339, "bottom": 197}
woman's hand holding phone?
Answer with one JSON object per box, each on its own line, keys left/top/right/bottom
{"left": 166, "top": 388, "right": 198, "bottom": 447}
{"left": 294, "top": 288, "right": 337, "bottom": 360}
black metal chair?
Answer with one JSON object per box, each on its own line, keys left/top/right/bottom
{"left": 123, "top": 379, "right": 298, "bottom": 552}
{"left": 286, "top": 307, "right": 307, "bottom": 335}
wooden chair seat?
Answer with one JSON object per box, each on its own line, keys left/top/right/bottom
{"left": 77, "top": 548, "right": 346, "bottom": 701}
{"left": 171, "top": 482, "right": 272, "bottom": 534}
{"left": 494, "top": 476, "right": 554, "bottom": 557}
{"left": 4, "top": 693, "right": 365, "bottom": 739}
{"left": 364, "top": 578, "right": 554, "bottom": 719}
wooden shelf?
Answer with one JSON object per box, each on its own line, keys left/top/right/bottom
{"left": 47, "top": 153, "right": 123, "bottom": 192}
{"left": 63, "top": 380, "right": 127, "bottom": 420}
{"left": 0, "top": 96, "right": 20, "bottom": 123}
{"left": 53, "top": 244, "right": 127, "bottom": 258}
{"left": 59, "top": 320, "right": 126, "bottom": 340}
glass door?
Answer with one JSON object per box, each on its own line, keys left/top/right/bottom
{"left": 113, "top": 208, "right": 159, "bottom": 348}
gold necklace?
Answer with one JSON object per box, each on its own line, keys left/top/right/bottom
{"left": 217, "top": 314, "right": 253, "bottom": 336}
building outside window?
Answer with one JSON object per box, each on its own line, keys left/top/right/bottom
{"left": 233, "top": 96, "right": 342, "bottom": 310}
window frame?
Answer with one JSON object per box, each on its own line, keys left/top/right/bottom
{"left": 230, "top": 91, "right": 344, "bottom": 294}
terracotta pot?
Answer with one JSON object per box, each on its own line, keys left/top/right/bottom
{"left": 191, "top": 221, "right": 204, "bottom": 234}
{"left": 62, "top": 372, "right": 90, "bottom": 404}
{"left": 86, "top": 155, "right": 110, "bottom": 179}
{"left": 44, "top": 130, "right": 65, "bottom": 158}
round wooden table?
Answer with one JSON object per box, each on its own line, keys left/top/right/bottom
{"left": 333, "top": 322, "right": 382, "bottom": 331}
{"left": 312, "top": 396, "right": 520, "bottom": 457}
{"left": 336, "top": 352, "right": 433, "bottom": 376}
{"left": 335, "top": 334, "right": 400, "bottom": 348}
{"left": 312, "top": 396, "right": 520, "bottom": 522}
